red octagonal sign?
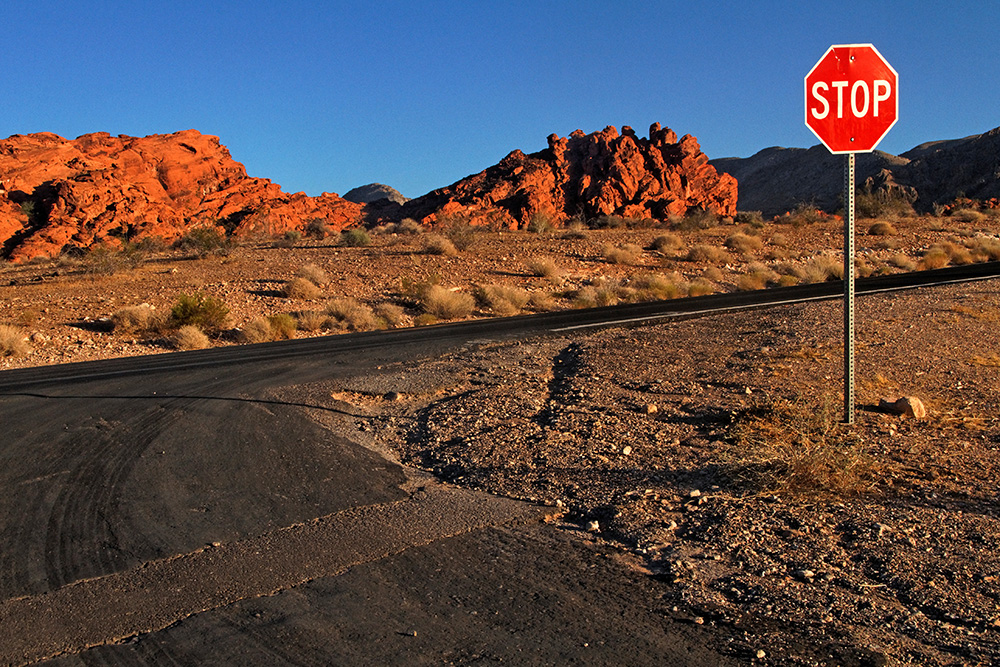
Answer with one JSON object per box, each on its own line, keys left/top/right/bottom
{"left": 805, "top": 44, "right": 898, "bottom": 153}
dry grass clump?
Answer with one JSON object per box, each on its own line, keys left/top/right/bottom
{"left": 424, "top": 234, "right": 458, "bottom": 256}
{"left": 867, "top": 221, "right": 897, "bottom": 236}
{"left": 629, "top": 273, "right": 685, "bottom": 301}
{"left": 737, "top": 263, "right": 780, "bottom": 291}
{"left": 950, "top": 208, "right": 986, "bottom": 224}
{"left": 650, "top": 233, "right": 684, "bottom": 254}
{"left": 111, "top": 304, "right": 166, "bottom": 335}
{"left": 0, "top": 324, "right": 29, "bottom": 357}
{"left": 687, "top": 277, "right": 715, "bottom": 296}
{"left": 722, "top": 396, "right": 885, "bottom": 497}
{"left": 787, "top": 255, "right": 843, "bottom": 283}
{"left": 325, "top": 298, "right": 378, "bottom": 331}
{"left": 686, "top": 244, "right": 730, "bottom": 264}
{"left": 525, "top": 256, "right": 563, "bottom": 282}
{"left": 295, "top": 310, "right": 329, "bottom": 332}
{"left": 558, "top": 218, "right": 588, "bottom": 240}
{"left": 339, "top": 228, "right": 372, "bottom": 247}
{"left": 170, "top": 325, "right": 211, "bottom": 350}
{"left": 602, "top": 243, "right": 643, "bottom": 265}
{"left": 297, "top": 264, "right": 330, "bottom": 286}
{"left": 527, "top": 291, "right": 558, "bottom": 311}
{"left": 239, "top": 316, "right": 295, "bottom": 344}
{"left": 701, "top": 266, "right": 725, "bottom": 282}
{"left": 475, "top": 284, "right": 530, "bottom": 316}
{"left": 397, "top": 218, "right": 424, "bottom": 235}
{"left": 889, "top": 253, "right": 918, "bottom": 271}
{"left": 724, "top": 232, "right": 763, "bottom": 255}
{"left": 419, "top": 286, "right": 475, "bottom": 320}
{"left": 967, "top": 235, "right": 1000, "bottom": 261}
{"left": 375, "top": 303, "right": 406, "bottom": 328}
{"left": 769, "top": 232, "right": 790, "bottom": 248}
{"left": 281, "top": 277, "right": 322, "bottom": 300}
{"left": 571, "top": 280, "right": 621, "bottom": 308}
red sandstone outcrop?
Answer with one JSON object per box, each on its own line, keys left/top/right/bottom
{"left": 0, "top": 130, "right": 361, "bottom": 261}
{"left": 395, "top": 123, "right": 738, "bottom": 228}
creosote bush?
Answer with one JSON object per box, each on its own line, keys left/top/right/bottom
{"left": 0, "top": 324, "right": 29, "bottom": 357}
{"left": 339, "top": 228, "right": 372, "bottom": 247}
{"left": 170, "top": 292, "right": 229, "bottom": 332}
{"left": 174, "top": 227, "right": 231, "bottom": 257}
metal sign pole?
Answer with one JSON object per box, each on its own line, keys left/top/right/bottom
{"left": 844, "top": 152, "right": 856, "bottom": 424}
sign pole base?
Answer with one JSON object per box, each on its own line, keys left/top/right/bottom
{"left": 844, "top": 153, "right": 856, "bottom": 425}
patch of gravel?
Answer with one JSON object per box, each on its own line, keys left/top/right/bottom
{"left": 317, "top": 279, "right": 1000, "bottom": 667}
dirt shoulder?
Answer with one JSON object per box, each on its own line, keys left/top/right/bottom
{"left": 300, "top": 279, "right": 1000, "bottom": 666}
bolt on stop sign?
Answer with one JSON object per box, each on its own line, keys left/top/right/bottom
{"left": 805, "top": 44, "right": 898, "bottom": 153}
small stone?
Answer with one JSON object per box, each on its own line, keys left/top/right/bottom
{"left": 621, "top": 445, "right": 632, "bottom": 456}
{"left": 688, "top": 489, "right": 702, "bottom": 498}
{"left": 879, "top": 396, "right": 927, "bottom": 419}
{"left": 798, "top": 569, "right": 816, "bottom": 580}
{"left": 693, "top": 616, "right": 704, "bottom": 625}
{"left": 756, "top": 649, "right": 766, "bottom": 659}
{"left": 586, "top": 520, "right": 600, "bottom": 532}
{"left": 643, "top": 403, "right": 659, "bottom": 415}
{"left": 384, "top": 391, "right": 402, "bottom": 401}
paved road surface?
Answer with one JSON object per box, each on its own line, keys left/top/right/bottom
{"left": 0, "top": 331, "right": 737, "bottom": 665}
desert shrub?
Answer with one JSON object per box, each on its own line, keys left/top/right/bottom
{"left": 943, "top": 241, "right": 974, "bottom": 265}
{"left": 722, "top": 396, "right": 885, "bottom": 497}
{"left": 397, "top": 218, "right": 424, "bottom": 235}
{"left": 867, "top": 221, "right": 897, "bottom": 236}
{"left": 688, "top": 277, "right": 715, "bottom": 296}
{"left": 769, "top": 232, "right": 790, "bottom": 248}
{"left": 686, "top": 244, "right": 729, "bottom": 264}
{"left": 527, "top": 212, "right": 555, "bottom": 234}
{"left": 0, "top": 324, "right": 29, "bottom": 357}
{"left": 170, "top": 325, "right": 211, "bottom": 350}
{"left": 174, "top": 226, "right": 230, "bottom": 257}
{"left": 280, "top": 277, "right": 322, "bottom": 300}
{"left": 267, "top": 314, "right": 297, "bottom": 339}
{"left": 650, "top": 233, "right": 684, "bottom": 254}
{"left": 630, "top": 274, "right": 684, "bottom": 301}
{"left": 968, "top": 235, "right": 1000, "bottom": 261}
{"left": 414, "top": 313, "right": 439, "bottom": 327}
{"left": 82, "top": 244, "right": 148, "bottom": 275}
{"left": 339, "top": 228, "right": 372, "bottom": 247}
{"left": 734, "top": 211, "right": 765, "bottom": 226}
{"left": 169, "top": 292, "right": 229, "bottom": 332}
{"left": 375, "top": 302, "right": 406, "bottom": 328}
{"left": 776, "top": 205, "right": 826, "bottom": 227}
{"left": 559, "top": 218, "right": 588, "bottom": 240}
{"left": 777, "top": 274, "right": 800, "bottom": 287}
{"left": 295, "top": 310, "right": 329, "bottom": 332}
{"left": 725, "top": 232, "right": 764, "bottom": 255}
{"left": 527, "top": 291, "right": 558, "bottom": 311}
{"left": 420, "top": 286, "right": 475, "bottom": 320}
{"left": 602, "top": 243, "right": 643, "bottom": 265}
{"left": 112, "top": 304, "right": 165, "bottom": 335}
{"left": 676, "top": 208, "right": 719, "bottom": 231}
{"left": 305, "top": 218, "right": 330, "bottom": 239}
{"left": 591, "top": 215, "right": 628, "bottom": 229}
{"left": 571, "top": 281, "right": 620, "bottom": 308}
{"left": 702, "top": 266, "right": 725, "bottom": 282}
{"left": 424, "top": 234, "right": 458, "bottom": 256}
{"left": 889, "top": 254, "right": 918, "bottom": 271}
{"left": 526, "top": 256, "right": 563, "bottom": 282}
{"left": 950, "top": 208, "right": 986, "bottom": 224}
{"left": 475, "top": 284, "right": 530, "bottom": 316}
{"left": 855, "top": 191, "right": 915, "bottom": 219}
{"left": 275, "top": 230, "right": 302, "bottom": 247}
{"left": 240, "top": 317, "right": 277, "bottom": 344}
{"left": 737, "top": 262, "right": 779, "bottom": 291}
{"left": 297, "top": 263, "right": 330, "bottom": 286}
{"left": 920, "top": 243, "right": 963, "bottom": 268}
{"left": 325, "top": 298, "right": 378, "bottom": 331}
{"left": 798, "top": 255, "right": 844, "bottom": 283}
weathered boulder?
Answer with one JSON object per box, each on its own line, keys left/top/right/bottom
{"left": 393, "top": 123, "right": 738, "bottom": 228}
{"left": 0, "top": 130, "right": 362, "bottom": 261}
{"left": 879, "top": 396, "right": 927, "bottom": 419}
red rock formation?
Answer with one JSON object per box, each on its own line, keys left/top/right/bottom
{"left": 395, "top": 123, "right": 737, "bottom": 228}
{"left": 0, "top": 130, "right": 362, "bottom": 261}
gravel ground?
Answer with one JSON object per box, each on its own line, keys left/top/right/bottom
{"left": 301, "top": 279, "right": 1000, "bottom": 666}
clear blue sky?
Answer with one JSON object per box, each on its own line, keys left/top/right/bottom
{"left": 2, "top": 1, "right": 997, "bottom": 199}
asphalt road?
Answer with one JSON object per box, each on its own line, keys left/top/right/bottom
{"left": 0, "top": 328, "right": 737, "bottom": 665}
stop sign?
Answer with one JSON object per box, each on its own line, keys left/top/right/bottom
{"left": 805, "top": 44, "right": 898, "bottom": 153}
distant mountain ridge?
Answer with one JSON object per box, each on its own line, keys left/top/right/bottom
{"left": 711, "top": 125, "right": 1000, "bottom": 216}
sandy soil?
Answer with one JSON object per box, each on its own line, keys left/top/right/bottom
{"left": 2, "top": 215, "right": 999, "bottom": 665}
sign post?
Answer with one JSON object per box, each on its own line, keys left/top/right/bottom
{"left": 805, "top": 44, "right": 898, "bottom": 423}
